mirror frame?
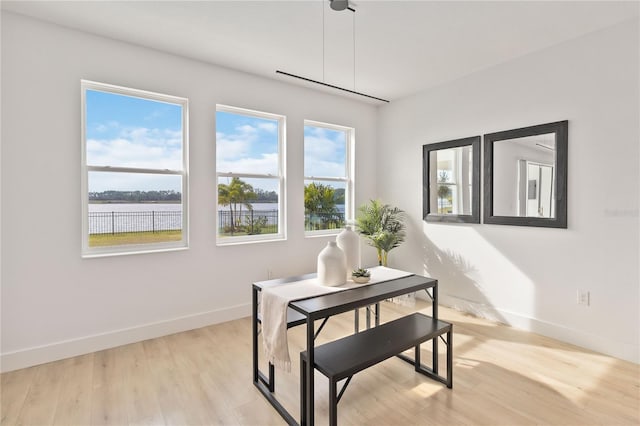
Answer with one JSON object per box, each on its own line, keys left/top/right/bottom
{"left": 423, "top": 136, "right": 481, "bottom": 223}
{"left": 483, "top": 120, "right": 568, "bottom": 228}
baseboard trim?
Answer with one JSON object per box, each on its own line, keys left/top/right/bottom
{"left": 1, "top": 303, "right": 251, "bottom": 373}
{"left": 440, "top": 294, "right": 639, "bottom": 364}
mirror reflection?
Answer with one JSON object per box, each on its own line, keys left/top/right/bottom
{"left": 423, "top": 136, "right": 480, "bottom": 223}
{"left": 493, "top": 133, "right": 556, "bottom": 218}
{"left": 483, "top": 120, "right": 568, "bottom": 228}
{"left": 429, "top": 146, "right": 474, "bottom": 215}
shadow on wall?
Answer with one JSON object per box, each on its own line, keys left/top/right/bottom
{"left": 407, "top": 216, "right": 507, "bottom": 325}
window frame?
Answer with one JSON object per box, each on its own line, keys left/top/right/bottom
{"left": 303, "top": 120, "right": 355, "bottom": 237}
{"left": 81, "top": 80, "right": 189, "bottom": 257}
{"left": 215, "top": 104, "right": 286, "bottom": 245}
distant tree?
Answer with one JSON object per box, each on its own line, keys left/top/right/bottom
{"left": 218, "top": 177, "right": 257, "bottom": 232}
{"left": 437, "top": 171, "right": 452, "bottom": 214}
{"left": 304, "top": 183, "right": 341, "bottom": 229}
{"left": 253, "top": 188, "right": 278, "bottom": 203}
{"left": 88, "top": 190, "right": 181, "bottom": 203}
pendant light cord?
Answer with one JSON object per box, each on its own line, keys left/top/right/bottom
{"left": 353, "top": 10, "right": 356, "bottom": 91}
{"left": 323, "top": 1, "right": 325, "bottom": 83}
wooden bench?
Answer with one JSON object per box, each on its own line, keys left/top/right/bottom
{"left": 300, "top": 312, "right": 452, "bottom": 426}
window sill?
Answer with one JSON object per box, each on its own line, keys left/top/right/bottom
{"left": 82, "top": 244, "right": 188, "bottom": 259}
{"left": 216, "top": 234, "right": 286, "bottom": 246}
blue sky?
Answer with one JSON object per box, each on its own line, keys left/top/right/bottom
{"left": 303, "top": 125, "right": 346, "bottom": 178}
{"left": 86, "top": 89, "right": 183, "bottom": 192}
{"left": 86, "top": 89, "right": 347, "bottom": 195}
{"left": 215, "top": 111, "right": 279, "bottom": 176}
{"left": 216, "top": 112, "right": 347, "bottom": 194}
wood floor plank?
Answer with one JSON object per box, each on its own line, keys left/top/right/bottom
{"left": 90, "top": 348, "right": 128, "bottom": 426}
{"left": 13, "top": 359, "right": 70, "bottom": 426}
{"left": 2, "top": 301, "right": 639, "bottom": 426}
{"left": 52, "top": 354, "right": 94, "bottom": 426}
{"left": 116, "top": 343, "right": 165, "bottom": 426}
{"left": 0, "top": 366, "right": 36, "bottom": 426}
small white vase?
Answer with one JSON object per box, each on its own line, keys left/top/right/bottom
{"left": 336, "top": 226, "right": 360, "bottom": 279}
{"left": 317, "top": 241, "right": 347, "bottom": 287}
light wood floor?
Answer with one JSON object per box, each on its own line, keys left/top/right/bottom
{"left": 2, "top": 301, "right": 639, "bottom": 425}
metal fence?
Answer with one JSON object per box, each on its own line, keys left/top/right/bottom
{"left": 218, "top": 209, "right": 279, "bottom": 235}
{"left": 89, "top": 209, "right": 346, "bottom": 235}
{"left": 305, "top": 212, "right": 345, "bottom": 231}
{"left": 89, "top": 211, "right": 182, "bottom": 235}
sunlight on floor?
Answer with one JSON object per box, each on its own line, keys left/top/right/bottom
{"left": 410, "top": 381, "right": 442, "bottom": 398}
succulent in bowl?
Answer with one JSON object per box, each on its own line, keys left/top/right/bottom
{"left": 351, "top": 268, "right": 371, "bottom": 283}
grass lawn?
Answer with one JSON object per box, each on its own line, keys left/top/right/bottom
{"left": 89, "top": 230, "right": 182, "bottom": 247}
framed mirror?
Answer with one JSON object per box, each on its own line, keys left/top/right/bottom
{"left": 484, "top": 120, "right": 568, "bottom": 228}
{"left": 423, "top": 136, "right": 480, "bottom": 223}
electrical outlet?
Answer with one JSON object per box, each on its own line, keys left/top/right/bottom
{"left": 577, "top": 289, "right": 590, "bottom": 306}
{"left": 267, "top": 269, "right": 273, "bottom": 280}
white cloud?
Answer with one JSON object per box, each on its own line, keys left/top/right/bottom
{"left": 304, "top": 135, "right": 345, "bottom": 177}
{"left": 215, "top": 122, "right": 279, "bottom": 172}
{"left": 305, "top": 135, "right": 342, "bottom": 160}
{"left": 237, "top": 124, "right": 258, "bottom": 135}
{"left": 257, "top": 122, "right": 277, "bottom": 133}
{"left": 305, "top": 158, "right": 345, "bottom": 177}
{"left": 217, "top": 153, "right": 278, "bottom": 175}
{"left": 216, "top": 136, "right": 250, "bottom": 161}
{"left": 86, "top": 126, "right": 183, "bottom": 170}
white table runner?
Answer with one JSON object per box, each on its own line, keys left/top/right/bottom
{"left": 259, "top": 266, "right": 413, "bottom": 371}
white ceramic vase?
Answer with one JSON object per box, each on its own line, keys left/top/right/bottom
{"left": 317, "top": 241, "right": 347, "bottom": 287}
{"left": 336, "top": 226, "right": 360, "bottom": 279}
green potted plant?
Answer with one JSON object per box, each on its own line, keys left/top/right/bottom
{"left": 355, "top": 200, "right": 406, "bottom": 267}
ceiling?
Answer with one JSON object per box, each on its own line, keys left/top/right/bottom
{"left": 3, "top": 1, "right": 638, "bottom": 103}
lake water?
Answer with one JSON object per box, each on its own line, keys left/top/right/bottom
{"left": 88, "top": 203, "right": 279, "bottom": 234}
{"left": 88, "top": 202, "right": 280, "bottom": 212}
{"left": 88, "top": 202, "right": 342, "bottom": 234}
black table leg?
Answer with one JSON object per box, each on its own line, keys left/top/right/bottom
{"left": 432, "top": 283, "right": 439, "bottom": 374}
{"left": 252, "top": 287, "right": 259, "bottom": 384}
{"left": 305, "top": 316, "right": 315, "bottom": 426}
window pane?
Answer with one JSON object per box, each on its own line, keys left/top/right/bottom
{"left": 85, "top": 90, "right": 183, "bottom": 169}
{"left": 216, "top": 111, "right": 279, "bottom": 175}
{"left": 304, "top": 125, "right": 346, "bottom": 178}
{"left": 88, "top": 172, "right": 182, "bottom": 247}
{"left": 304, "top": 180, "right": 345, "bottom": 231}
{"left": 217, "top": 176, "right": 279, "bottom": 237}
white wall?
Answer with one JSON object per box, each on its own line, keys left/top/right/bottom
{"left": 377, "top": 19, "right": 639, "bottom": 363}
{"left": 0, "top": 13, "right": 378, "bottom": 371}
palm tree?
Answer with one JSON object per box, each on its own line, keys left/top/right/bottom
{"left": 304, "top": 183, "right": 340, "bottom": 230}
{"left": 437, "top": 171, "right": 452, "bottom": 214}
{"left": 228, "top": 177, "right": 256, "bottom": 228}
{"left": 218, "top": 182, "right": 234, "bottom": 234}
{"left": 218, "top": 177, "right": 256, "bottom": 233}
{"left": 355, "top": 200, "right": 406, "bottom": 266}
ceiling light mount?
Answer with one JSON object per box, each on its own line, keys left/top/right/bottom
{"left": 275, "top": 0, "right": 387, "bottom": 103}
{"left": 330, "top": 0, "right": 356, "bottom": 13}
{"left": 330, "top": 0, "right": 349, "bottom": 11}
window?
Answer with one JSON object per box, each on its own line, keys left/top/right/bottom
{"left": 81, "top": 81, "right": 188, "bottom": 257}
{"left": 216, "top": 105, "right": 285, "bottom": 244}
{"left": 434, "top": 146, "right": 473, "bottom": 215}
{"left": 304, "top": 121, "right": 354, "bottom": 234}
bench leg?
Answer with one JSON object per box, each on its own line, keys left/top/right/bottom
{"left": 414, "top": 344, "right": 421, "bottom": 372}
{"left": 329, "top": 379, "right": 338, "bottom": 426}
{"left": 268, "top": 362, "right": 275, "bottom": 392}
{"left": 446, "top": 329, "right": 453, "bottom": 389}
{"left": 300, "top": 356, "right": 307, "bottom": 425}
